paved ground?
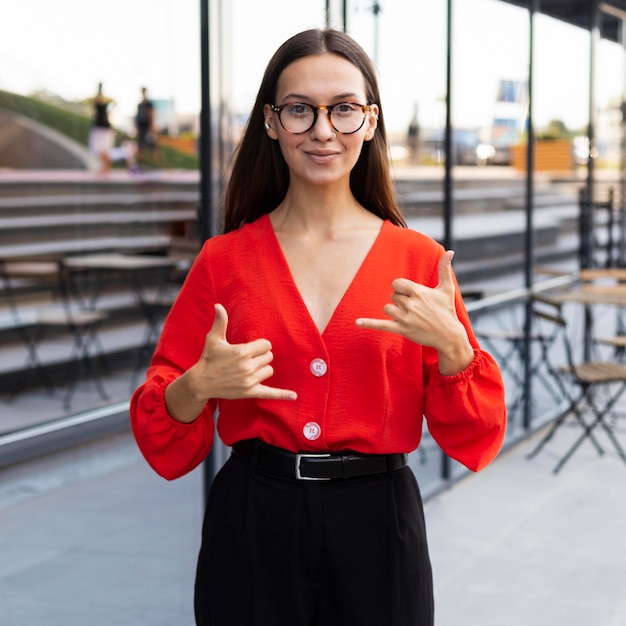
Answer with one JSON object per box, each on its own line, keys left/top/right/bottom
{"left": 426, "top": 425, "right": 626, "bottom": 626}
{"left": 1, "top": 421, "right": 625, "bottom": 626}
{"left": 0, "top": 432, "right": 203, "bottom": 626}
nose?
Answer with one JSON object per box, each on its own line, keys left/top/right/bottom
{"left": 310, "top": 107, "right": 335, "bottom": 141}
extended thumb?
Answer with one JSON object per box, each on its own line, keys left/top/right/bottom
{"left": 438, "top": 250, "right": 455, "bottom": 284}
{"left": 209, "top": 303, "right": 228, "bottom": 340}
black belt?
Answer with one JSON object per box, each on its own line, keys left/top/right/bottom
{"left": 232, "top": 439, "right": 408, "bottom": 481}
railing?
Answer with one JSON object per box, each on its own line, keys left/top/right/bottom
{"left": 412, "top": 272, "right": 579, "bottom": 498}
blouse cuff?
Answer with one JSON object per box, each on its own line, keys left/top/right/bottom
{"left": 432, "top": 348, "right": 483, "bottom": 385}
{"left": 147, "top": 373, "right": 211, "bottom": 428}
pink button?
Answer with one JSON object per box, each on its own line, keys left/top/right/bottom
{"left": 310, "top": 358, "right": 327, "bottom": 377}
{"left": 303, "top": 422, "right": 321, "bottom": 440}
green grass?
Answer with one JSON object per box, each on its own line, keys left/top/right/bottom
{"left": 0, "top": 89, "right": 199, "bottom": 169}
{"left": 0, "top": 89, "right": 92, "bottom": 146}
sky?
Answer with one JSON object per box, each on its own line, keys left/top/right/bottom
{"left": 0, "top": 0, "right": 623, "bottom": 136}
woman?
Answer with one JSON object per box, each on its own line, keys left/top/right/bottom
{"left": 87, "top": 82, "right": 115, "bottom": 173}
{"left": 131, "top": 28, "right": 506, "bottom": 626}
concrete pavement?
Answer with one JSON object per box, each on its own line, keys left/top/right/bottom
{"left": 1, "top": 422, "right": 625, "bottom": 625}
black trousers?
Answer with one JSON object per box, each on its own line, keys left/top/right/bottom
{"left": 194, "top": 450, "right": 434, "bottom": 626}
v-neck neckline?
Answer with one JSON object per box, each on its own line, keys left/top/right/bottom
{"left": 262, "top": 214, "right": 387, "bottom": 337}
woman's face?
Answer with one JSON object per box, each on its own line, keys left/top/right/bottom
{"left": 263, "top": 53, "right": 378, "bottom": 189}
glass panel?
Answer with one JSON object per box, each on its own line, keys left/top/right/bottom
{"left": 531, "top": 14, "right": 590, "bottom": 281}
{"left": 448, "top": 0, "right": 530, "bottom": 299}
{"left": 0, "top": 2, "right": 201, "bottom": 434}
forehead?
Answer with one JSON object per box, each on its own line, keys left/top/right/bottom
{"left": 275, "top": 53, "right": 367, "bottom": 102}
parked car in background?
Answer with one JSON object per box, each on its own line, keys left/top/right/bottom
{"left": 421, "top": 128, "right": 481, "bottom": 166}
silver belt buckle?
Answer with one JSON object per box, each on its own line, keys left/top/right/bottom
{"left": 295, "top": 453, "right": 332, "bottom": 480}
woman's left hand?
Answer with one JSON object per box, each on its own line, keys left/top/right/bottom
{"left": 355, "top": 250, "right": 475, "bottom": 375}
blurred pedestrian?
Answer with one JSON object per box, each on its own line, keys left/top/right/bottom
{"left": 407, "top": 102, "right": 420, "bottom": 163}
{"left": 135, "top": 86, "right": 159, "bottom": 167}
{"left": 86, "top": 82, "right": 115, "bottom": 173}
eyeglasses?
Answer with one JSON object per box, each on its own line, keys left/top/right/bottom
{"left": 270, "top": 102, "right": 373, "bottom": 135}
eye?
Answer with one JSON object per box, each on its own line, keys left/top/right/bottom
{"left": 333, "top": 102, "right": 360, "bottom": 116}
{"left": 284, "top": 103, "right": 313, "bottom": 117}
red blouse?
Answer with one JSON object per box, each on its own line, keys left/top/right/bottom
{"left": 130, "top": 215, "right": 506, "bottom": 480}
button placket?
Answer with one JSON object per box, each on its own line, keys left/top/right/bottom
{"left": 304, "top": 355, "right": 328, "bottom": 442}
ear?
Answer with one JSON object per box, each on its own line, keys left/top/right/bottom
{"left": 363, "top": 104, "right": 379, "bottom": 142}
{"left": 263, "top": 104, "right": 279, "bottom": 140}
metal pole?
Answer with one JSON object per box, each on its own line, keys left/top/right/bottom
{"left": 525, "top": 3, "right": 535, "bottom": 292}
{"left": 443, "top": 0, "right": 454, "bottom": 253}
{"left": 199, "top": 0, "right": 216, "bottom": 500}
{"left": 522, "top": 0, "right": 537, "bottom": 432}
{"left": 441, "top": 0, "right": 454, "bottom": 481}
{"left": 582, "top": 0, "right": 601, "bottom": 360}
{"left": 199, "top": 0, "right": 213, "bottom": 245}
{"left": 586, "top": 0, "right": 599, "bottom": 253}
{"left": 372, "top": 2, "right": 381, "bottom": 67}
{"left": 617, "top": 17, "right": 626, "bottom": 267}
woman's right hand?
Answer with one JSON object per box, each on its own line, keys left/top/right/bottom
{"left": 164, "top": 303, "right": 297, "bottom": 423}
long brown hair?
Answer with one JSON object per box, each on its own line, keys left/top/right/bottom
{"left": 222, "top": 28, "right": 405, "bottom": 233}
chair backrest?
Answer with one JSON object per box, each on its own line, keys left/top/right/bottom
{"left": 531, "top": 293, "right": 576, "bottom": 374}
{"left": 580, "top": 268, "right": 626, "bottom": 295}
{"left": 0, "top": 258, "right": 79, "bottom": 325}
{"left": 0, "top": 259, "right": 59, "bottom": 322}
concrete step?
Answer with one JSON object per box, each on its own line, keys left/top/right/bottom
{"left": 0, "top": 169, "right": 200, "bottom": 198}
{"left": 0, "top": 179, "right": 199, "bottom": 260}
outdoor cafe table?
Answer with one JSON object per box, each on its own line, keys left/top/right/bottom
{"left": 63, "top": 253, "right": 180, "bottom": 369}
{"left": 63, "top": 252, "right": 179, "bottom": 310}
{"left": 546, "top": 286, "right": 626, "bottom": 360}
{"left": 530, "top": 285, "right": 626, "bottom": 471}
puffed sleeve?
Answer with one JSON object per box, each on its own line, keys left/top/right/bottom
{"left": 423, "top": 348, "right": 506, "bottom": 472}
{"left": 421, "top": 261, "right": 507, "bottom": 472}
{"left": 130, "top": 245, "right": 219, "bottom": 480}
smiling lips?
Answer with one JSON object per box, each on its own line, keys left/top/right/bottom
{"left": 306, "top": 150, "right": 340, "bottom": 164}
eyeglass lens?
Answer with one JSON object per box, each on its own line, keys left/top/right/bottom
{"left": 279, "top": 103, "right": 367, "bottom": 134}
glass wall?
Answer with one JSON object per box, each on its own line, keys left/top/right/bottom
{"left": 2, "top": 0, "right": 625, "bottom": 488}
{"left": 0, "top": 1, "right": 203, "bottom": 440}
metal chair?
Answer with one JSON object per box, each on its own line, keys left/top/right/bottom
{"left": 579, "top": 268, "right": 626, "bottom": 362}
{"left": 475, "top": 305, "right": 562, "bottom": 427}
{"left": 0, "top": 259, "right": 109, "bottom": 409}
{"left": 128, "top": 257, "right": 188, "bottom": 389}
{"left": 527, "top": 294, "right": 626, "bottom": 473}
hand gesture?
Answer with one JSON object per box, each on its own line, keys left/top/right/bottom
{"left": 355, "top": 251, "right": 474, "bottom": 374}
{"left": 192, "top": 303, "right": 298, "bottom": 401}
{"left": 165, "top": 303, "right": 297, "bottom": 423}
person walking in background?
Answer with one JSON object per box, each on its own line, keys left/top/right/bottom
{"left": 130, "top": 27, "right": 507, "bottom": 626}
{"left": 407, "top": 102, "right": 421, "bottom": 163}
{"left": 87, "top": 82, "right": 115, "bottom": 173}
{"left": 135, "top": 86, "right": 159, "bottom": 167}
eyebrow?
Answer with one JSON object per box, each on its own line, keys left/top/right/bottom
{"left": 280, "top": 92, "right": 362, "bottom": 103}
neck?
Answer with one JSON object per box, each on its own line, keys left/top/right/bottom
{"left": 272, "top": 181, "right": 363, "bottom": 230}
